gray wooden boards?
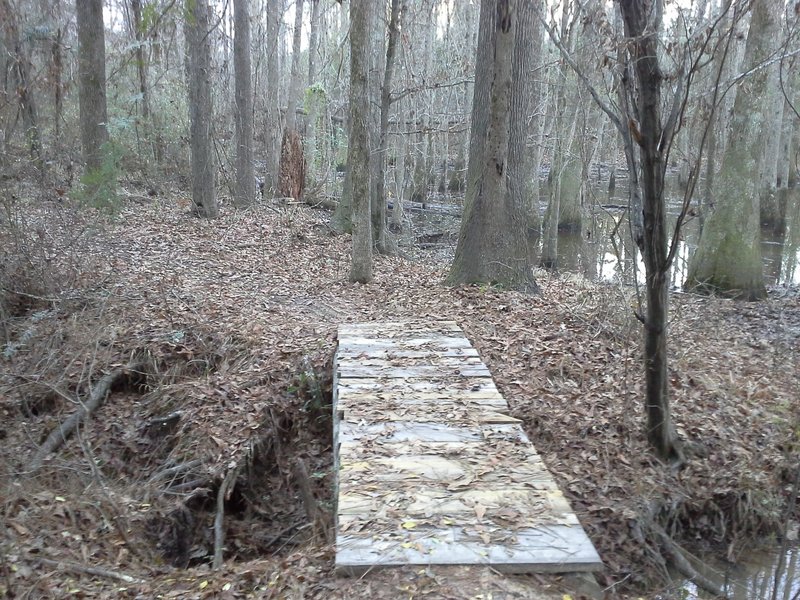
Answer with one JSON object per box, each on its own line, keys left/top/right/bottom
{"left": 333, "top": 321, "right": 602, "bottom": 575}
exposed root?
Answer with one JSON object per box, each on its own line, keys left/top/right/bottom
{"left": 213, "top": 464, "right": 243, "bottom": 569}
{"left": 293, "top": 457, "right": 332, "bottom": 543}
{"left": 27, "top": 361, "right": 146, "bottom": 474}
{"left": 652, "top": 524, "right": 729, "bottom": 599}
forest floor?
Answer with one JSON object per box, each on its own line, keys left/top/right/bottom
{"left": 1, "top": 185, "right": 799, "bottom": 599}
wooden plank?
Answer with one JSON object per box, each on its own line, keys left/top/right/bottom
{"left": 337, "top": 364, "right": 492, "bottom": 378}
{"left": 338, "top": 487, "right": 566, "bottom": 516}
{"left": 333, "top": 321, "right": 603, "bottom": 576}
{"left": 337, "top": 347, "right": 481, "bottom": 359}
{"left": 337, "top": 421, "right": 530, "bottom": 444}
{"left": 337, "top": 336, "right": 474, "bottom": 350}
{"left": 337, "top": 377, "right": 499, "bottom": 393}
{"left": 336, "top": 356, "right": 485, "bottom": 367}
{"left": 335, "top": 524, "right": 603, "bottom": 575}
{"left": 339, "top": 321, "right": 461, "bottom": 334}
{"left": 337, "top": 453, "right": 551, "bottom": 485}
{"left": 337, "top": 391, "right": 507, "bottom": 410}
{"left": 338, "top": 407, "right": 520, "bottom": 424}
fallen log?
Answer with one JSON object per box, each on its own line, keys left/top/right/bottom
{"left": 27, "top": 362, "right": 145, "bottom": 474}
{"left": 387, "top": 200, "right": 463, "bottom": 217}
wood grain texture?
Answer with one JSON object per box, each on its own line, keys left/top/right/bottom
{"left": 333, "top": 322, "right": 602, "bottom": 575}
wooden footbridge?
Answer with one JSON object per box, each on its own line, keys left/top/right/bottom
{"left": 333, "top": 321, "right": 602, "bottom": 575}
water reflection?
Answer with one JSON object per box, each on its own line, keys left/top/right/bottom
{"left": 556, "top": 186, "right": 800, "bottom": 288}
{"left": 678, "top": 545, "right": 800, "bottom": 599}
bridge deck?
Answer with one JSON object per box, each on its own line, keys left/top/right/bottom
{"left": 333, "top": 321, "right": 602, "bottom": 575}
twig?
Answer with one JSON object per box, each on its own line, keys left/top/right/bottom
{"left": 148, "top": 459, "right": 203, "bottom": 484}
{"left": 27, "top": 362, "right": 145, "bottom": 474}
{"left": 165, "top": 478, "right": 208, "bottom": 492}
{"left": 212, "top": 464, "right": 242, "bottom": 569}
{"left": 36, "top": 558, "right": 143, "bottom": 584}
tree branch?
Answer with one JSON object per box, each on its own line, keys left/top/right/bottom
{"left": 27, "top": 362, "right": 145, "bottom": 474}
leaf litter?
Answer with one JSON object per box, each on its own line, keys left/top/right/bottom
{"left": 0, "top": 194, "right": 798, "bottom": 598}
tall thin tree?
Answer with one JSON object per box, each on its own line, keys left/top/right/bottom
{"left": 185, "top": 0, "right": 219, "bottom": 217}
{"left": 77, "top": 0, "right": 109, "bottom": 172}
{"left": 348, "top": 0, "right": 374, "bottom": 283}
{"left": 233, "top": 0, "right": 255, "bottom": 207}
{"left": 1, "top": 0, "right": 44, "bottom": 171}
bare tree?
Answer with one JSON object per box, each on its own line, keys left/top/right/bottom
{"left": 233, "top": 0, "right": 255, "bottom": 207}
{"left": 185, "top": 0, "right": 218, "bottom": 218}
{"left": 130, "top": 0, "right": 163, "bottom": 165}
{"left": 263, "top": 0, "right": 282, "bottom": 197}
{"left": 617, "top": 0, "right": 684, "bottom": 463}
{"left": 348, "top": 0, "right": 373, "bottom": 283}
{"left": 1, "top": 0, "right": 44, "bottom": 171}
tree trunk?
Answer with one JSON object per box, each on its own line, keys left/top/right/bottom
{"left": 233, "top": 0, "right": 255, "bottom": 207}
{"left": 619, "top": 0, "right": 683, "bottom": 464}
{"left": 685, "top": 0, "right": 780, "bottom": 300}
{"left": 307, "top": 0, "right": 320, "bottom": 85}
{"left": 0, "top": 0, "right": 44, "bottom": 172}
{"left": 348, "top": 0, "right": 373, "bottom": 283}
{"left": 760, "top": 57, "right": 785, "bottom": 227}
{"left": 446, "top": 0, "right": 537, "bottom": 292}
{"left": 411, "top": 0, "right": 435, "bottom": 205}
{"left": 374, "top": 0, "right": 402, "bottom": 254}
{"left": 131, "top": 0, "right": 163, "bottom": 165}
{"left": 507, "top": 0, "right": 541, "bottom": 243}
{"left": 185, "top": 0, "right": 219, "bottom": 218}
{"left": 77, "top": 0, "right": 109, "bottom": 172}
{"left": 52, "top": 24, "right": 63, "bottom": 143}
{"left": 264, "top": 0, "right": 282, "bottom": 196}
{"left": 285, "top": 0, "right": 304, "bottom": 133}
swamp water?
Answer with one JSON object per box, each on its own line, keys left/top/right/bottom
{"left": 556, "top": 185, "right": 800, "bottom": 290}
{"left": 674, "top": 545, "right": 799, "bottom": 599}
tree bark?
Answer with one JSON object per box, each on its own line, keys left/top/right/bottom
{"left": 619, "top": 0, "right": 683, "bottom": 464}
{"left": 307, "top": 0, "right": 320, "bottom": 85}
{"left": 373, "top": 0, "right": 402, "bottom": 254}
{"left": 264, "top": 0, "right": 282, "bottom": 196}
{"left": 233, "top": 0, "right": 255, "bottom": 207}
{"left": 0, "top": 0, "right": 44, "bottom": 171}
{"left": 446, "top": 0, "right": 537, "bottom": 292}
{"left": 185, "top": 0, "right": 219, "bottom": 218}
{"left": 507, "top": 0, "right": 541, "bottom": 242}
{"left": 348, "top": 0, "right": 373, "bottom": 283}
{"left": 130, "top": 0, "right": 163, "bottom": 165}
{"left": 285, "top": 0, "right": 304, "bottom": 133}
{"left": 77, "top": 0, "right": 109, "bottom": 175}
{"left": 685, "top": 0, "right": 780, "bottom": 300}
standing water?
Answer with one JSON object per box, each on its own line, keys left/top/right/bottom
{"left": 673, "top": 545, "right": 799, "bottom": 599}
{"left": 556, "top": 185, "right": 800, "bottom": 289}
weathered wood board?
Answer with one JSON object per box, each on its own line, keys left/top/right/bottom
{"left": 333, "top": 321, "right": 602, "bottom": 575}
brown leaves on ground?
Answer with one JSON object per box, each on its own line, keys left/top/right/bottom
{"left": 1, "top": 194, "right": 798, "bottom": 598}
